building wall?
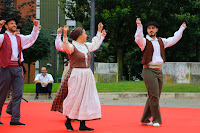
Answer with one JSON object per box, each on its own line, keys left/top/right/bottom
{"left": 40, "top": 0, "right": 65, "bottom": 33}
{"left": 39, "top": 0, "right": 67, "bottom": 82}
{"left": 14, "top": 0, "right": 36, "bottom": 19}
{"left": 24, "top": 62, "right": 36, "bottom": 84}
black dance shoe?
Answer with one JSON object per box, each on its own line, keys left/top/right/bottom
{"left": 65, "top": 119, "right": 74, "bottom": 131}
{"left": 10, "top": 122, "right": 25, "bottom": 126}
{"left": 6, "top": 111, "right": 12, "bottom": 116}
{"left": 79, "top": 121, "right": 94, "bottom": 132}
{"left": 48, "top": 95, "right": 52, "bottom": 99}
{"left": 79, "top": 126, "right": 94, "bottom": 132}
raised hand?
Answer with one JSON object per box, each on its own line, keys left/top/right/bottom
{"left": 33, "top": 20, "right": 39, "bottom": 27}
{"left": 0, "top": 20, "right": 6, "bottom": 28}
{"left": 57, "top": 27, "right": 63, "bottom": 34}
{"left": 101, "top": 29, "right": 107, "bottom": 37}
{"left": 181, "top": 22, "right": 187, "bottom": 29}
{"left": 63, "top": 25, "right": 69, "bottom": 32}
{"left": 98, "top": 22, "right": 103, "bottom": 32}
{"left": 63, "top": 25, "right": 69, "bottom": 36}
{"left": 63, "top": 25, "right": 69, "bottom": 41}
{"left": 38, "top": 24, "right": 42, "bottom": 31}
{"left": 136, "top": 18, "right": 141, "bottom": 24}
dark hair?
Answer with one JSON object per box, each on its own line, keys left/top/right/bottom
{"left": 69, "top": 27, "right": 83, "bottom": 41}
{"left": 0, "top": 25, "right": 6, "bottom": 34}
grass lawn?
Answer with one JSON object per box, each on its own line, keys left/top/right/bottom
{"left": 23, "top": 81, "right": 200, "bottom": 93}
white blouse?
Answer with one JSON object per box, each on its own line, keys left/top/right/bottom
{"left": 55, "top": 31, "right": 104, "bottom": 67}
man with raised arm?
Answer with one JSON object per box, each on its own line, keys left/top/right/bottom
{"left": 0, "top": 18, "right": 40, "bottom": 126}
{"left": 135, "top": 18, "right": 186, "bottom": 127}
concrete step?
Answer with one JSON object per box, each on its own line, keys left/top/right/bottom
{"left": 20, "top": 92, "right": 200, "bottom": 100}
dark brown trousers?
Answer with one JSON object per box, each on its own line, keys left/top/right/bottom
{"left": 141, "top": 68, "right": 163, "bottom": 124}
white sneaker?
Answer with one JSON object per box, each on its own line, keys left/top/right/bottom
{"left": 141, "top": 122, "right": 153, "bottom": 126}
{"left": 153, "top": 123, "right": 160, "bottom": 127}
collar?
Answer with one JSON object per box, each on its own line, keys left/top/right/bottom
{"left": 5, "top": 30, "right": 15, "bottom": 36}
{"left": 146, "top": 35, "right": 158, "bottom": 41}
{"left": 72, "top": 40, "right": 85, "bottom": 46}
{"left": 41, "top": 73, "right": 47, "bottom": 77}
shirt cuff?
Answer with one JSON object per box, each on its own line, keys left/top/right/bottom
{"left": 96, "top": 31, "right": 101, "bottom": 38}
{"left": 137, "top": 23, "right": 143, "bottom": 27}
{"left": 100, "top": 36, "right": 105, "bottom": 40}
{"left": 33, "top": 25, "right": 40, "bottom": 32}
{"left": 57, "top": 33, "right": 61, "bottom": 38}
{"left": 180, "top": 26, "right": 185, "bottom": 31}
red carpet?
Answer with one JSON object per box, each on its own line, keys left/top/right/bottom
{"left": 0, "top": 102, "right": 200, "bottom": 133}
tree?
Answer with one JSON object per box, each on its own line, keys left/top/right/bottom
{"left": 60, "top": 0, "right": 200, "bottom": 80}
{"left": 22, "top": 19, "right": 51, "bottom": 83}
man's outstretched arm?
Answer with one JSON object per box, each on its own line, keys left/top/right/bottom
{"left": 162, "top": 22, "right": 187, "bottom": 48}
{"left": 19, "top": 20, "right": 40, "bottom": 49}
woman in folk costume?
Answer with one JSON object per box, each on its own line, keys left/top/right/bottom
{"left": 51, "top": 26, "right": 71, "bottom": 114}
{"left": 53, "top": 23, "right": 106, "bottom": 132}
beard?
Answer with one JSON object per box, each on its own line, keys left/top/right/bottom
{"left": 149, "top": 34, "right": 156, "bottom": 37}
{"left": 8, "top": 27, "right": 16, "bottom": 33}
{"left": 148, "top": 32, "right": 156, "bottom": 37}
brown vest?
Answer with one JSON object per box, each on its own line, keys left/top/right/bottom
{"left": 0, "top": 33, "right": 22, "bottom": 68}
{"left": 68, "top": 44, "right": 91, "bottom": 69}
{"left": 142, "top": 37, "right": 166, "bottom": 65}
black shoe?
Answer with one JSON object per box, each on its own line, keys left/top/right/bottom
{"left": 65, "top": 119, "right": 74, "bottom": 131}
{"left": 48, "top": 95, "right": 52, "bottom": 99}
{"left": 79, "top": 121, "right": 94, "bottom": 132}
{"left": 79, "top": 126, "right": 94, "bottom": 132}
{"left": 10, "top": 122, "right": 25, "bottom": 126}
{"left": 34, "top": 96, "right": 38, "bottom": 100}
{"left": 6, "top": 111, "right": 12, "bottom": 116}
{"left": 0, "top": 122, "right": 3, "bottom": 125}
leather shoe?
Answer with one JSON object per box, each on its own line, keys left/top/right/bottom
{"left": 79, "top": 126, "right": 94, "bottom": 132}
{"left": 6, "top": 111, "right": 12, "bottom": 116}
{"left": 10, "top": 122, "right": 25, "bottom": 126}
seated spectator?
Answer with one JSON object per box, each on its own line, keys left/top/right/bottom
{"left": 34, "top": 66, "right": 54, "bottom": 99}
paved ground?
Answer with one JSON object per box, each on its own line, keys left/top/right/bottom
{"left": 18, "top": 97, "right": 200, "bottom": 108}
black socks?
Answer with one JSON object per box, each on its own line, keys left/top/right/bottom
{"left": 79, "top": 120, "right": 94, "bottom": 132}
{"left": 65, "top": 118, "right": 74, "bottom": 131}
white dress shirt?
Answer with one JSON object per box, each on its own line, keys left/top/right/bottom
{"left": 0, "top": 26, "right": 40, "bottom": 62}
{"left": 55, "top": 32, "right": 104, "bottom": 67}
{"left": 34, "top": 73, "right": 54, "bottom": 87}
{"left": 135, "top": 23, "right": 186, "bottom": 65}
